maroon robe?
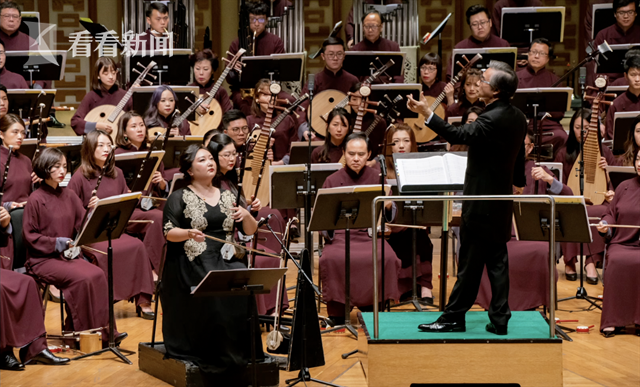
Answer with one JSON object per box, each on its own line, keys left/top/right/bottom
{"left": 600, "top": 176, "right": 640, "bottom": 329}
{"left": 585, "top": 1, "right": 612, "bottom": 49}
{"left": 23, "top": 183, "right": 116, "bottom": 341}
{"left": 350, "top": 37, "right": 404, "bottom": 84}
{"left": 388, "top": 225, "right": 433, "bottom": 293}
{"left": 447, "top": 34, "right": 510, "bottom": 81}
{"left": 446, "top": 98, "right": 485, "bottom": 118}
{"left": 70, "top": 87, "right": 133, "bottom": 135}
{"left": 320, "top": 166, "right": 401, "bottom": 315}
{"left": 67, "top": 167, "right": 154, "bottom": 305}
{"left": 604, "top": 89, "right": 640, "bottom": 141}
{"left": 589, "top": 24, "right": 640, "bottom": 87}
{"left": 188, "top": 80, "right": 233, "bottom": 114}
{"left": 422, "top": 81, "right": 446, "bottom": 98}
{"left": 115, "top": 145, "right": 167, "bottom": 271}
{"left": 611, "top": 77, "right": 629, "bottom": 86}
{"left": 247, "top": 113, "right": 297, "bottom": 162}
{"left": 299, "top": 67, "right": 359, "bottom": 117}
{"left": 345, "top": 0, "right": 402, "bottom": 43}
{"left": 491, "top": 0, "right": 543, "bottom": 37}
{"left": 0, "top": 67, "right": 28, "bottom": 89}
{"left": 517, "top": 66, "right": 569, "bottom": 153}
{"left": 0, "top": 268, "right": 48, "bottom": 361}
{"left": 0, "top": 146, "right": 33, "bottom": 270}
{"left": 354, "top": 113, "right": 387, "bottom": 159}
{"left": 145, "top": 110, "right": 191, "bottom": 136}
{"left": 0, "top": 30, "right": 37, "bottom": 51}
{"left": 311, "top": 143, "right": 343, "bottom": 164}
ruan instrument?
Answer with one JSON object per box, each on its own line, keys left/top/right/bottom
{"left": 338, "top": 79, "right": 380, "bottom": 166}
{"left": 590, "top": 223, "right": 640, "bottom": 229}
{"left": 85, "top": 62, "right": 157, "bottom": 141}
{"left": 406, "top": 53, "right": 482, "bottom": 143}
{"left": 150, "top": 92, "right": 211, "bottom": 138}
{"left": 0, "top": 145, "right": 14, "bottom": 205}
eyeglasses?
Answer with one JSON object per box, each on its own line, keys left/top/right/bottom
{"left": 0, "top": 14, "right": 20, "bottom": 20}
{"left": 363, "top": 24, "right": 381, "bottom": 31}
{"left": 480, "top": 79, "right": 491, "bottom": 86}
{"left": 325, "top": 52, "right": 344, "bottom": 59}
{"left": 420, "top": 65, "right": 438, "bottom": 73}
{"left": 529, "top": 50, "right": 548, "bottom": 57}
{"left": 470, "top": 19, "right": 490, "bottom": 29}
{"left": 250, "top": 17, "right": 266, "bottom": 24}
{"left": 616, "top": 10, "right": 636, "bottom": 17}
{"left": 219, "top": 152, "right": 238, "bottom": 159}
{"left": 229, "top": 126, "right": 250, "bottom": 134}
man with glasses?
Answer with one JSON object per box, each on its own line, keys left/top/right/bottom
{"left": 516, "top": 38, "right": 567, "bottom": 153}
{"left": 221, "top": 109, "right": 250, "bottom": 150}
{"left": 0, "top": 2, "right": 37, "bottom": 51}
{"left": 350, "top": 10, "right": 403, "bottom": 83}
{"left": 0, "top": 39, "right": 28, "bottom": 88}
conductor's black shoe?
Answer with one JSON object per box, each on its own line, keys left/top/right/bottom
{"left": 485, "top": 323, "right": 508, "bottom": 335}
{"left": 0, "top": 352, "right": 24, "bottom": 371}
{"left": 586, "top": 276, "right": 599, "bottom": 285}
{"left": 418, "top": 318, "right": 465, "bottom": 333}
{"left": 565, "top": 272, "right": 577, "bottom": 281}
{"left": 24, "top": 349, "right": 70, "bottom": 366}
{"left": 420, "top": 296, "right": 434, "bottom": 305}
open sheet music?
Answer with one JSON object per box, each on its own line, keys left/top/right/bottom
{"left": 395, "top": 153, "right": 467, "bottom": 193}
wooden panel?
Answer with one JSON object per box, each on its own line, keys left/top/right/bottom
{"left": 65, "top": 58, "right": 82, "bottom": 73}
{"left": 55, "top": 75, "right": 86, "bottom": 88}
{"left": 52, "top": 0, "right": 84, "bottom": 12}
{"left": 55, "top": 89, "right": 86, "bottom": 102}
{"left": 57, "top": 13, "right": 79, "bottom": 28}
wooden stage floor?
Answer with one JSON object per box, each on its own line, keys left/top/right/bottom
{"left": 2, "top": 235, "right": 639, "bottom": 387}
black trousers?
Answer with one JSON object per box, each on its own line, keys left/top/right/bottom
{"left": 441, "top": 225, "right": 511, "bottom": 327}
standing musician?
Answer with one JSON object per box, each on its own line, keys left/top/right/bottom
{"left": 555, "top": 109, "right": 620, "bottom": 284}
{"left": 516, "top": 38, "right": 568, "bottom": 154}
{"left": 350, "top": 10, "right": 403, "bottom": 84}
{"left": 115, "top": 111, "right": 168, "bottom": 277}
{"left": 408, "top": 61, "right": 526, "bottom": 335}
{"left": 143, "top": 85, "right": 191, "bottom": 136}
{"left": 67, "top": 130, "right": 155, "bottom": 319}
{"left": 604, "top": 55, "right": 640, "bottom": 141}
{"left": 620, "top": 113, "right": 640, "bottom": 166}
{"left": 445, "top": 68, "right": 484, "bottom": 118}
{"left": 596, "top": 149, "right": 640, "bottom": 338}
{"left": 382, "top": 123, "right": 435, "bottom": 303}
{"left": 139, "top": 2, "right": 171, "bottom": 52}
{"left": 0, "top": 40, "right": 28, "bottom": 89}
{"left": 320, "top": 132, "right": 401, "bottom": 325}
{"left": 298, "top": 36, "right": 359, "bottom": 141}
{"left": 0, "top": 84, "right": 7, "bottom": 120}
{"left": 188, "top": 49, "right": 233, "bottom": 115}
{"left": 71, "top": 57, "right": 133, "bottom": 136}
{"left": 162, "top": 144, "right": 262, "bottom": 383}
{"left": 311, "top": 108, "right": 352, "bottom": 164}
{"left": 24, "top": 148, "right": 127, "bottom": 347}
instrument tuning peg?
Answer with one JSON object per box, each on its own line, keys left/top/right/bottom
{"left": 185, "top": 96, "right": 194, "bottom": 104}
{"left": 221, "top": 57, "right": 231, "bottom": 64}
{"left": 132, "top": 68, "right": 142, "bottom": 75}
{"left": 143, "top": 79, "right": 153, "bottom": 85}
{"left": 146, "top": 72, "right": 158, "bottom": 80}
{"left": 136, "top": 62, "right": 145, "bottom": 68}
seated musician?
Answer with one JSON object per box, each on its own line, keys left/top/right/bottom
{"left": 188, "top": 49, "right": 232, "bottom": 116}
{"left": 345, "top": 0, "right": 401, "bottom": 49}
{"left": 143, "top": 85, "right": 190, "bottom": 136}
{"left": 115, "top": 112, "right": 168, "bottom": 278}
{"left": 619, "top": 113, "right": 640, "bottom": 166}
{"left": 419, "top": 53, "right": 450, "bottom": 100}
{"left": 516, "top": 38, "right": 568, "bottom": 154}
{"left": 138, "top": 2, "right": 171, "bottom": 52}
{"left": 383, "top": 123, "right": 435, "bottom": 303}
{"left": 447, "top": 4, "right": 509, "bottom": 81}
{"left": 0, "top": 40, "right": 27, "bottom": 89}
{"left": 555, "top": 109, "right": 620, "bottom": 284}
{"left": 0, "top": 84, "right": 7, "bottom": 119}
{"left": 68, "top": 130, "right": 155, "bottom": 319}
{"left": 311, "top": 108, "right": 352, "bottom": 164}
{"left": 24, "top": 148, "right": 127, "bottom": 347}
{"left": 596, "top": 149, "right": 640, "bottom": 338}
{"left": 220, "top": 109, "right": 249, "bottom": 150}
{"left": 0, "top": 2, "right": 36, "bottom": 50}
{"left": 320, "top": 132, "right": 401, "bottom": 324}
{"left": 227, "top": 2, "right": 285, "bottom": 114}
{"left": 71, "top": 57, "right": 133, "bottom": 136}
{"left": 589, "top": 0, "right": 640, "bottom": 87}
{"left": 347, "top": 82, "right": 387, "bottom": 162}
{"left": 350, "top": 10, "right": 403, "bottom": 83}
{"left": 445, "top": 68, "right": 484, "bottom": 118}
{"left": 298, "top": 36, "right": 359, "bottom": 141}
{"left": 604, "top": 55, "right": 640, "bottom": 141}
{"left": 477, "top": 129, "right": 571, "bottom": 312}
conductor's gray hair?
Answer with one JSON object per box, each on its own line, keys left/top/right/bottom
{"left": 488, "top": 60, "right": 518, "bottom": 100}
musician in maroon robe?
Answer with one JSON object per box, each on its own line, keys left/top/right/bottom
{"left": 71, "top": 57, "right": 133, "bottom": 136}
{"left": 447, "top": 5, "right": 510, "bottom": 81}
{"left": 605, "top": 55, "right": 640, "bottom": 141}
{"left": 0, "top": 114, "right": 36, "bottom": 269}
{"left": 24, "top": 148, "right": 126, "bottom": 346}
{"left": 0, "top": 41, "right": 27, "bottom": 89}
{"left": 589, "top": 0, "right": 640, "bottom": 87}
{"left": 596, "top": 149, "right": 640, "bottom": 337}
{"left": 419, "top": 53, "right": 448, "bottom": 99}
{"left": 67, "top": 131, "right": 155, "bottom": 319}
{"left": 345, "top": 0, "right": 402, "bottom": 47}
{"left": 0, "top": 85, "right": 7, "bottom": 120}
{"left": 517, "top": 38, "right": 568, "bottom": 153}
{"left": 188, "top": 49, "right": 232, "bottom": 118}
{"left": 346, "top": 83, "right": 388, "bottom": 160}
{"left": 350, "top": 10, "right": 404, "bottom": 84}
{"left": 115, "top": 112, "right": 167, "bottom": 274}
{"left": 320, "top": 133, "right": 401, "bottom": 322}
{"left": 477, "top": 131, "right": 570, "bottom": 311}
{"left": 136, "top": 2, "right": 171, "bottom": 54}
{"left": 585, "top": 0, "right": 614, "bottom": 50}
{"left": 311, "top": 108, "right": 351, "bottom": 164}
{"left": 143, "top": 85, "right": 190, "bottom": 136}
{"left": 446, "top": 68, "right": 485, "bottom": 118}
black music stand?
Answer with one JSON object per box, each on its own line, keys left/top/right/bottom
{"left": 342, "top": 52, "right": 405, "bottom": 80}
{"left": 308, "top": 186, "right": 380, "bottom": 343}
{"left": 612, "top": 111, "right": 638, "bottom": 156}
{"left": 191, "top": 268, "right": 286, "bottom": 387}
{"left": 451, "top": 48, "right": 518, "bottom": 74}
{"left": 19, "top": 12, "right": 40, "bottom": 41}
{"left": 288, "top": 141, "right": 323, "bottom": 165}
{"left": 149, "top": 136, "right": 203, "bottom": 169}
{"left": 500, "top": 7, "right": 565, "bottom": 45}
{"left": 512, "top": 197, "right": 593, "bottom": 340}
{"left": 79, "top": 18, "right": 124, "bottom": 50}
{"left": 238, "top": 53, "right": 305, "bottom": 89}
{"left": 606, "top": 166, "right": 637, "bottom": 189}
{"left": 127, "top": 50, "right": 191, "bottom": 85}
{"left": 592, "top": 4, "right": 616, "bottom": 40}
{"left": 114, "top": 151, "right": 165, "bottom": 192}
{"left": 6, "top": 89, "right": 56, "bottom": 122}
{"left": 131, "top": 86, "right": 199, "bottom": 121}
{"left": 597, "top": 44, "right": 640, "bottom": 75}
{"left": 4, "top": 51, "right": 67, "bottom": 84}
{"left": 370, "top": 83, "right": 420, "bottom": 119}
{"left": 606, "top": 85, "right": 628, "bottom": 99}
{"left": 73, "top": 193, "right": 141, "bottom": 364}
{"left": 269, "top": 163, "right": 342, "bottom": 210}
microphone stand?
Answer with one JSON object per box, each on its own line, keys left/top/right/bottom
{"left": 304, "top": 75, "right": 314, "bottom": 270}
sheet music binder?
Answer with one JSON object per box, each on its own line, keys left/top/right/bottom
{"left": 393, "top": 152, "right": 467, "bottom": 194}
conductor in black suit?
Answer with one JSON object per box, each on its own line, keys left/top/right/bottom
{"left": 406, "top": 60, "right": 527, "bottom": 335}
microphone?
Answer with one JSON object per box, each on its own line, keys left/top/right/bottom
{"left": 377, "top": 154, "right": 387, "bottom": 177}
{"left": 257, "top": 213, "right": 273, "bottom": 228}
{"left": 308, "top": 73, "right": 315, "bottom": 93}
